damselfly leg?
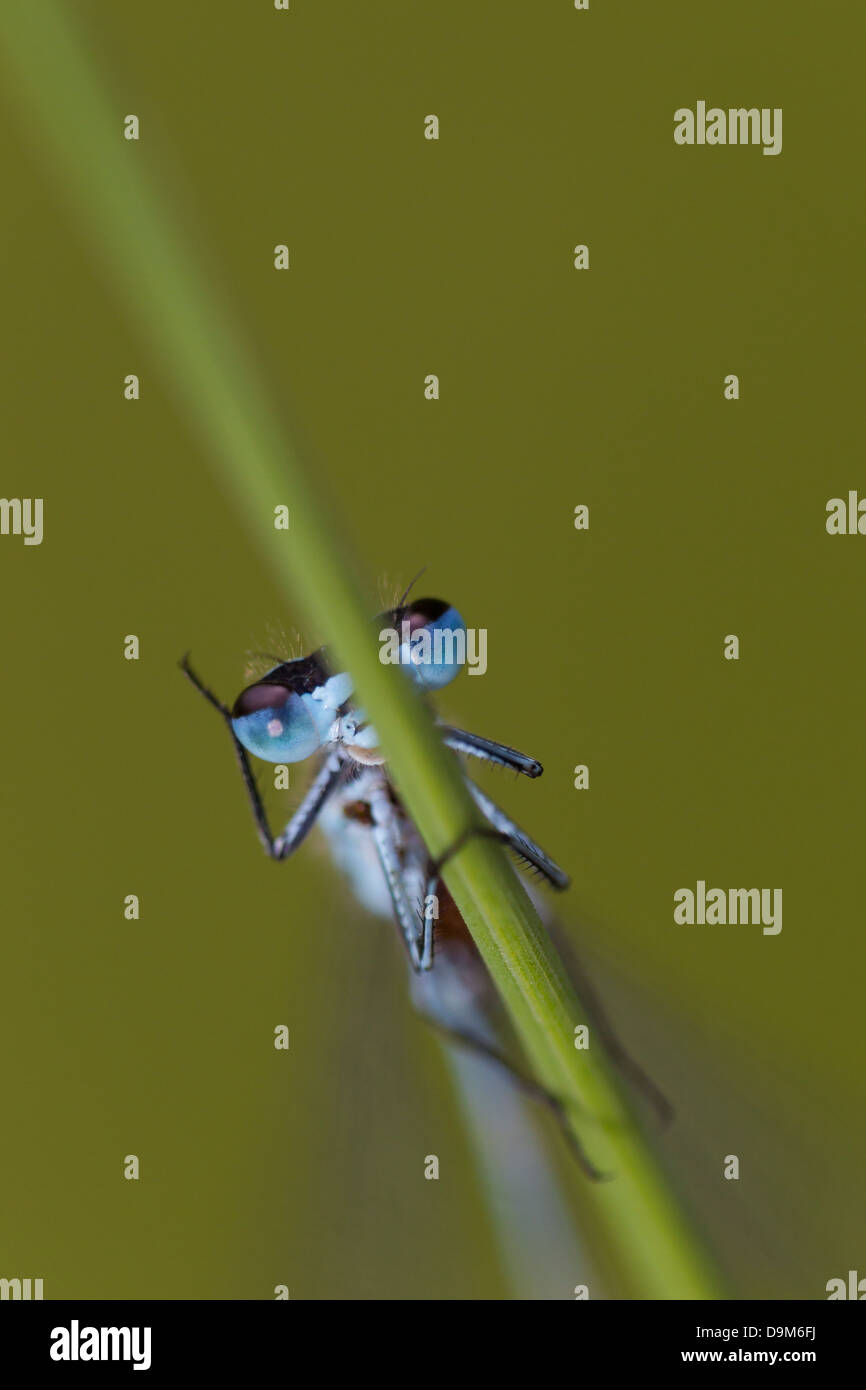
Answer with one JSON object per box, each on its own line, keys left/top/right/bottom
{"left": 551, "top": 926, "right": 675, "bottom": 1128}
{"left": 463, "top": 781, "right": 570, "bottom": 890}
{"left": 368, "top": 782, "right": 434, "bottom": 972}
{"left": 419, "top": 1016, "right": 610, "bottom": 1181}
{"left": 438, "top": 725, "right": 544, "bottom": 779}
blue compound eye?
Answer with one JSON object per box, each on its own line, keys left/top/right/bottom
{"left": 231, "top": 683, "right": 325, "bottom": 763}
{"left": 231, "top": 649, "right": 353, "bottom": 763}
{"left": 393, "top": 597, "right": 467, "bottom": 690}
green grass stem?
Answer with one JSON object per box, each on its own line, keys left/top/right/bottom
{"left": 1, "top": 2, "right": 725, "bottom": 1298}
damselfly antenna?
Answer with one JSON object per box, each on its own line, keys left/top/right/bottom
{"left": 396, "top": 566, "right": 428, "bottom": 609}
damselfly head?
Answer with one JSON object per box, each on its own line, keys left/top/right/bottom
{"left": 230, "top": 596, "right": 466, "bottom": 764}
{"left": 231, "top": 649, "right": 353, "bottom": 763}
{"left": 377, "top": 597, "right": 467, "bottom": 691}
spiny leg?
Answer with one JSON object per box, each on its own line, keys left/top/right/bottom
{"left": 368, "top": 784, "right": 430, "bottom": 971}
{"left": 437, "top": 725, "right": 543, "bottom": 779}
{"left": 180, "top": 654, "right": 344, "bottom": 859}
{"left": 552, "top": 926, "right": 675, "bottom": 1127}
{"left": 419, "top": 828, "right": 516, "bottom": 971}
{"left": 418, "top": 870, "right": 437, "bottom": 972}
{"left": 428, "top": 783, "right": 569, "bottom": 892}
{"left": 271, "top": 752, "right": 347, "bottom": 858}
{"left": 422, "top": 1016, "right": 610, "bottom": 1181}
{"left": 427, "top": 806, "right": 673, "bottom": 1126}
{"left": 425, "top": 770, "right": 671, "bottom": 1125}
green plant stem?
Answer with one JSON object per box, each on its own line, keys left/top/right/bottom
{"left": 1, "top": 2, "right": 725, "bottom": 1298}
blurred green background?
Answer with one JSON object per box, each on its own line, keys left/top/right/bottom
{"left": 0, "top": 1, "right": 863, "bottom": 1298}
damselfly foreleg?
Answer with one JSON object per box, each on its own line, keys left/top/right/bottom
{"left": 368, "top": 783, "right": 432, "bottom": 971}
{"left": 438, "top": 725, "right": 543, "bottom": 779}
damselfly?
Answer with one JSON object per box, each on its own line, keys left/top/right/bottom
{"left": 181, "top": 594, "right": 667, "bottom": 1176}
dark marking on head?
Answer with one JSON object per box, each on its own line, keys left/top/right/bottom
{"left": 377, "top": 597, "right": 451, "bottom": 633}
{"left": 232, "top": 649, "right": 330, "bottom": 718}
